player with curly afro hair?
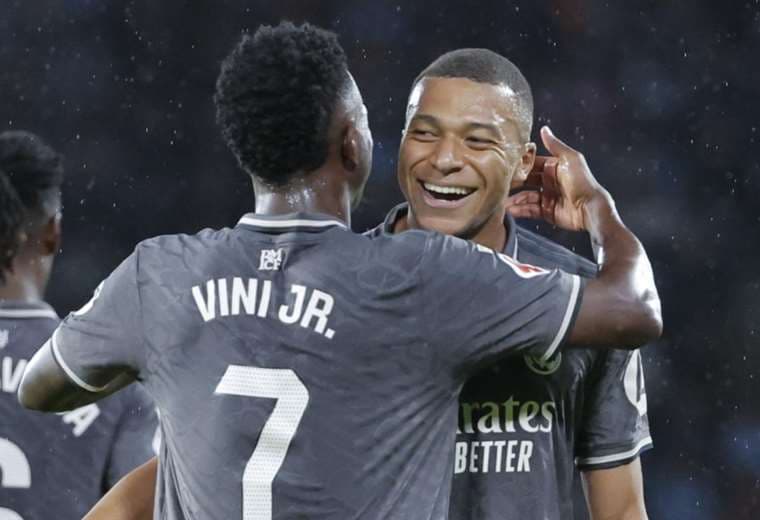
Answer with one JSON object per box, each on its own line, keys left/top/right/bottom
{"left": 215, "top": 21, "right": 372, "bottom": 195}
{"left": 0, "top": 130, "right": 64, "bottom": 294}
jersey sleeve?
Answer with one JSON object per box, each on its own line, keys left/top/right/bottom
{"left": 104, "top": 385, "right": 159, "bottom": 489}
{"left": 50, "top": 250, "right": 147, "bottom": 391}
{"left": 420, "top": 233, "right": 583, "bottom": 375}
{"left": 575, "top": 349, "right": 653, "bottom": 470}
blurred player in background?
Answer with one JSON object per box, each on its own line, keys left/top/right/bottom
{"left": 374, "top": 49, "right": 652, "bottom": 520}
{"left": 0, "top": 131, "right": 157, "bottom": 518}
{"left": 19, "top": 23, "right": 661, "bottom": 520}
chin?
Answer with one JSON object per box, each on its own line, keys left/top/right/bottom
{"left": 415, "top": 212, "right": 474, "bottom": 238}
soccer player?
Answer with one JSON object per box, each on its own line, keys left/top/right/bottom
{"left": 0, "top": 131, "right": 157, "bottom": 518}
{"left": 376, "top": 49, "right": 652, "bottom": 519}
{"left": 19, "top": 22, "right": 661, "bottom": 520}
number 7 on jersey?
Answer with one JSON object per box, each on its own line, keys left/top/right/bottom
{"left": 215, "top": 365, "right": 309, "bottom": 520}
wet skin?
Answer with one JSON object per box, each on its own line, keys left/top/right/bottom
{"left": 397, "top": 77, "right": 536, "bottom": 251}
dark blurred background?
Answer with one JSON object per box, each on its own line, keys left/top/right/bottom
{"left": 1, "top": 1, "right": 758, "bottom": 518}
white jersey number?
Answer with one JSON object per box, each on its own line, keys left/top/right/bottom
{"left": 0, "top": 437, "right": 31, "bottom": 520}
{"left": 215, "top": 366, "right": 309, "bottom": 520}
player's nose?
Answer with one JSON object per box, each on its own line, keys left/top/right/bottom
{"left": 430, "top": 135, "right": 464, "bottom": 175}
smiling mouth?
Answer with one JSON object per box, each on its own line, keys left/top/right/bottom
{"left": 418, "top": 180, "right": 476, "bottom": 204}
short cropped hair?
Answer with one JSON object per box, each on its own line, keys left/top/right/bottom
{"left": 0, "top": 131, "right": 64, "bottom": 280}
{"left": 215, "top": 22, "right": 350, "bottom": 186}
{"left": 413, "top": 49, "right": 534, "bottom": 138}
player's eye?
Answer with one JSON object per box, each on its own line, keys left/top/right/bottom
{"left": 465, "top": 136, "right": 496, "bottom": 148}
{"left": 410, "top": 129, "right": 437, "bottom": 140}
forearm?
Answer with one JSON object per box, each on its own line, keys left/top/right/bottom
{"left": 582, "top": 459, "right": 648, "bottom": 520}
{"left": 572, "top": 194, "right": 662, "bottom": 348}
{"left": 84, "top": 457, "right": 158, "bottom": 520}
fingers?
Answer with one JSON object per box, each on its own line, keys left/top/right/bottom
{"left": 540, "top": 126, "right": 576, "bottom": 157}
{"left": 509, "top": 191, "right": 541, "bottom": 206}
{"left": 506, "top": 191, "right": 555, "bottom": 223}
{"left": 531, "top": 155, "right": 549, "bottom": 174}
{"left": 507, "top": 201, "right": 544, "bottom": 220}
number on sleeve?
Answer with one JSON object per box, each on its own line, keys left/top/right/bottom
{"left": 624, "top": 350, "right": 647, "bottom": 416}
{"left": 0, "top": 437, "right": 31, "bottom": 520}
{"left": 215, "top": 365, "right": 309, "bottom": 520}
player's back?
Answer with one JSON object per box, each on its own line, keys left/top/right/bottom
{"left": 54, "top": 212, "right": 582, "bottom": 520}
{"left": 140, "top": 214, "right": 461, "bottom": 520}
{"left": 0, "top": 302, "right": 156, "bottom": 519}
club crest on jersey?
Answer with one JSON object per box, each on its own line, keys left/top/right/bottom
{"left": 259, "top": 248, "right": 284, "bottom": 271}
{"left": 474, "top": 244, "right": 549, "bottom": 279}
{"left": 0, "top": 329, "right": 8, "bottom": 349}
{"left": 524, "top": 352, "right": 562, "bottom": 375}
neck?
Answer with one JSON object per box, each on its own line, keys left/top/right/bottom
{"left": 0, "top": 259, "right": 47, "bottom": 303}
{"left": 252, "top": 169, "right": 352, "bottom": 227}
{"left": 467, "top": 209, "right": 509, "bottom": 251}
{"left": 398, "top": 207, "right": 509, "bottom": 252}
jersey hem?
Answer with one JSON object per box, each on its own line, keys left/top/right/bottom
{"left": 575, "top": 436, "right": 653, "bottom": 469}
{"left": 540, "top": 274, "right": 582, "bottom": 361}
{"left": 50, "top": 330, "right": 109, "bottom": 393}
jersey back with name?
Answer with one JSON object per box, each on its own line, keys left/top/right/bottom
{"left": 0, "top": 303, "right": 157, "bottom": 520}
{"left": 52, "top": 213, "right": 582, "bottom": 520}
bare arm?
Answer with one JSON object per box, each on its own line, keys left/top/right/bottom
{"left": 508, "top": 126, "right": 662, "bottom": 349}
{"left": 582, "top": 458, "right": 648, "bottom": 520}
{"left": 84, "top": 457, "right": 158, "bottom": 520}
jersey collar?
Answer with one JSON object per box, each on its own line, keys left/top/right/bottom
{"left": 0, "top": 300, "right": 59, "bottom": 320}
{"left": 237, "top": 212, "right": 349, "bottom": 234}
{"left": 379, "top": 202, "right": 519, "bottom": 258}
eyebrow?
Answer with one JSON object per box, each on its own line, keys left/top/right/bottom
{"left": 410, "top": 113, "right": 504, "bottom": 139}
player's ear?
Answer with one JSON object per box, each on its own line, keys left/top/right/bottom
{"left": 510, "top": 142, "right": 536, "bottom": 191}
{"left": 40, "top": 213, "right": 61, "bottom": 257}
{"left": 341, "top": 122, "right": 360, "bottom": 173}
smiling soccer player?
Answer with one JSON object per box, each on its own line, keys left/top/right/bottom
{"left": 387, "top": 49, "right": 652, "bottom": 520}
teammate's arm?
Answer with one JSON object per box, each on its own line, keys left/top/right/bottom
{"left": 508, "top": 126, "right": 662, "bottom": 348}
{"left": 83, "top": 457, "right": 157, "bottom": 520}
{"left": 18, "top": 340, "right": 133, "bottom": 410}
{"left": 18, "top": 252, "right": 144, "bottom": 412}
{"left": 581, "top": 458, "right": 649, "bottom": 520}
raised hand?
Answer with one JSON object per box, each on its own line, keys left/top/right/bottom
{"left": 507, "top": 126, "right": 613, "bottom": 232}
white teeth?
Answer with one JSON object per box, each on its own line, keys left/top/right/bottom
{"left": 423, "top": 182, "right": 474, "bottom": 196}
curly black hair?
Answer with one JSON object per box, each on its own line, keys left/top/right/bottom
{"left": 413, "top": 49, "right": 534, "bottom": 139}
{"left": 215, "top": 22, "right": 349, "bottom": 187}
{"left": 0, "top": 169, "right": 24, "bottom": 282}
{"left": 0, "top": 131, "right": 64, "bottom": 282}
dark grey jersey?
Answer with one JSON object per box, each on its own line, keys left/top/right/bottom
{"left": 0, "top": 301, "right": 157, "bottom": 520}
{"left": 50, "top": 212, "right": 582, "bottom": 520}
{"left": 371, "top": 204, "right": 653, "bottom": 520}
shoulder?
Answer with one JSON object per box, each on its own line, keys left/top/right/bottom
{"left": 362, "top": 222, "right": 384, "bottom": 239}
{"left": 136, "top": 227, "right": 232, "bottom": 255}
{"left": 131, "top": 227, "right": 235, "bottom": 268}
{"left": 515, "top": 225, "right": 597, "bottom": 278}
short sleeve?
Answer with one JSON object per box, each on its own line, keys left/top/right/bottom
{"left": 51, "top": 250, "right": 146, "bottom": 391}
{"left": 420, "top": 233, "right": 583, "bottom": 376}
{"left": 575, "top": 349, "right": 653, "bottom": 470}
{"left": 105, "top": 385, "right": 159, "bottom": 489}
